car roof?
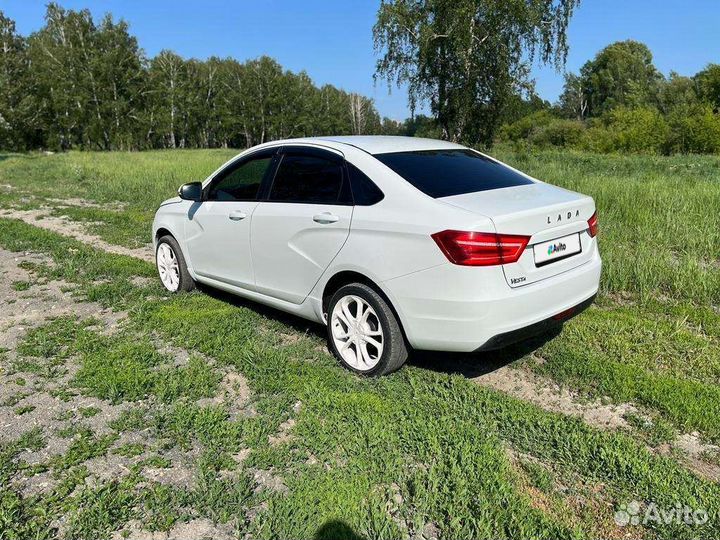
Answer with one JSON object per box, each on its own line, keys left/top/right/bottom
{"left": 268, "top": 135, "right": 467, "bottom": 155}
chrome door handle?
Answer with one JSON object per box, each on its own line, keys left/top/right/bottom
{"left": 228, "top": 211, "right": 247, "bottom": 221}
{"left": 313, "top": 212, "right": 339, "bottom": 224}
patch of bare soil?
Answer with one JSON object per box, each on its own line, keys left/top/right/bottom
{"left": 112, "top": 518, "right": 236, "bottom": 540}
{"left": 658, "top": 432, "right": 720, "bottom": 482}
{"left": 268, "top": 400, "right": 302, "bottom": 446}
{"left": 472, "top": 362, "right": 637, "bottom": 430}
{"left": 250, "top": 467, "right": 288, "bottom": 494}
{"left": 195, "top": 369, "right": 253, "bottom": 422}
{"left": 478, "top": 361, "right": 720, "bottom": 483}
{"left": 0, "top": 247, "right": 137, "bottom": 494}
{"left": 142, "top": 465, "right": 195, "bottom": 489}
{"left": 150, "top": 336, "right": 208, "bottom": 368}
{"left": 47, "top": 197, "right": 128, "bottom": 210}
{"left": 0, "top": 207, "right": 152, "bottom": 262}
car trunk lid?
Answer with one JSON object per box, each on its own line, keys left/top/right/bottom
{"left": 439, "top": 182, "right": 596, "bottom": 287}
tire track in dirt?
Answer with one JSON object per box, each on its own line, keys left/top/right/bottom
{"left": 4, "top": 211, "right": 718, "bottom": 483}
{"left": 0, "top": 246, "right": 258, "bottom": 505}
{"left": 473, "top": 362, "right": 720, "bottom": 481}
{"left": 473, "top": 362, "right": 637, "bottom": 430}
{"left": 0, "top": 207, "right": 153, "bottom": 262}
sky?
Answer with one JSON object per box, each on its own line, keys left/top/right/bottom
{"left": 3, "top": 0, "right": 720, "bottom": 120}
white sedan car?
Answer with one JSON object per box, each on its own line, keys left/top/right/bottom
{"left": 153, "top": 136, "right": 601, "bottom": 375}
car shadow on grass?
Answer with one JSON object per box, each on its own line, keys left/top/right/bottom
{"left": 197, "top": 282, "right": 559, "bottom": 378}
{"left": 314, "top": 520, "right": 365, "bottom": 540}
{"left": 408, "top": 327, "right": 561, "bottom": 378}
{"left": 197, "top": 282, "right": 327, "bottom": 337}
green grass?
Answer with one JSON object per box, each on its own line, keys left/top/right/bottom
{"left": 64, "top": 473, "right": 140, "bottom": 540}
{"left": 2, "top": 218, "right": 720, "bottom": 539}
{"left": 50, "top": 205, "right": 153, "bottom": 249}
{"left": 1, "top": 147, "right": 720, "bottom": 539}
{"left": 50, "top": 431, "right": 118, "bottom": 471}
{"left": 0, "top": 148, "right": 234, "bottom": 207}
{"left": 79, "top": 406, "right": 100, "bottom": 418}
{"left": 0, "top": 148, "right": 233, "bottom": 254}
{"left": 14, "top": 315, "right": 222, "bottom": 404}
{"left": 13, "top": 405, "right": 35, "bottom": 416}
{"left": 112, "top": 443, "right": 146, "bottom": 458}
{"left": 16, "top": 316, "right": 98, "bottom": 370}
{"left": 11, "top": 280, "right": 31, "bottom": 291}
{"left": 2, "top": 147, "right": 719, "bottom": 303}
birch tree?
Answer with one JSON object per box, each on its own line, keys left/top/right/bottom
{"left": 373, "top": 0, "right": 580, "bottom": 146}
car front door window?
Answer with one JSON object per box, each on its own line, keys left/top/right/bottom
{"left": 185, "top": 151, "right": 275, "bottom": 290}
{"left": 207, "top": 156, "right": 272, "bottom": 201}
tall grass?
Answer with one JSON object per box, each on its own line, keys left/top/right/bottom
{"left": 0, "top": 149, "right": 236, "bottom": 208}
{"left": 1, "top": 146, "right": 719, "bottom": 303}
{"left": 493, "top": 147, "right": 720, "bottom": 304}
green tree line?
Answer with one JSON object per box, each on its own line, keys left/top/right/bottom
{"left": 0, "top": 4, "right": 403, "bottom": 151}
{"left": 500, "top": 40, "right": 720, "bottom": 154}
{"left": 4, "top": 3, "right": 718, "bottom": 155}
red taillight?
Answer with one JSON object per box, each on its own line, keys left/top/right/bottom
{"left": 552, "top": 306, "right": 576, "bottom": 321}
{"left": 587, "top": 211, "right": 598, "bottom": 238}
{"left": 431, "top": 230, "right": 530, "bottom": 266}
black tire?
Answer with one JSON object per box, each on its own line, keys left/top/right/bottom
{"left": 156, "top": 235, "right": 195, "bottom": 293}
{"left": 326, "top": 282, "right": 408, "bottom": 376}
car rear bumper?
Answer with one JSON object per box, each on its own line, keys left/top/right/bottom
{"left": 474, "top": 293, "right": 596, "bottom": 351}
{"left": 382, "top": 246, "right": 601, "bottom": 352}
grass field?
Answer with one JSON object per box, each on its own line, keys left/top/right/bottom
{"left": 0, "top": 146, "right": 719, "bottom": 539}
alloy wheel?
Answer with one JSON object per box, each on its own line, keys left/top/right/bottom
{"left": 330, "top": 294, "right": 384, "bottom": 371}
{"left": 157, "top": 243, "right": 180, "bottom": 292}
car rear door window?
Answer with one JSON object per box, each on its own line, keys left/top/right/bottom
{"left": 206, "top": 154, "right": 273, "bottom": 201}
{"left": 374, "top": 149, "right": 533, "bottom": 198}
{"left": 269, "top": 154, "right": 343, "bottom": 204}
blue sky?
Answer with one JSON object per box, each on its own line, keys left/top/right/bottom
{"left": 4, "top": 0, "right": 719, "bottom": 120}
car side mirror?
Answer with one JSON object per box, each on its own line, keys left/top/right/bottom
{"left": 178, "top": 182, "right": 203, "bottom": 201}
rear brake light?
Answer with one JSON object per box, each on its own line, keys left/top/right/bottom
{"left": 552, "top": 306, "right": 576, "bottom": 321}
{"left": 587, "top": 211, "right": 598, "bottom": 238}
{"left": 431, "top": 230, "right": 530, "bottom": 266}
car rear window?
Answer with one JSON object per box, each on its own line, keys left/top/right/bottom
{"left": 373, "top": 149, "right": 533, "bottom": 198}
